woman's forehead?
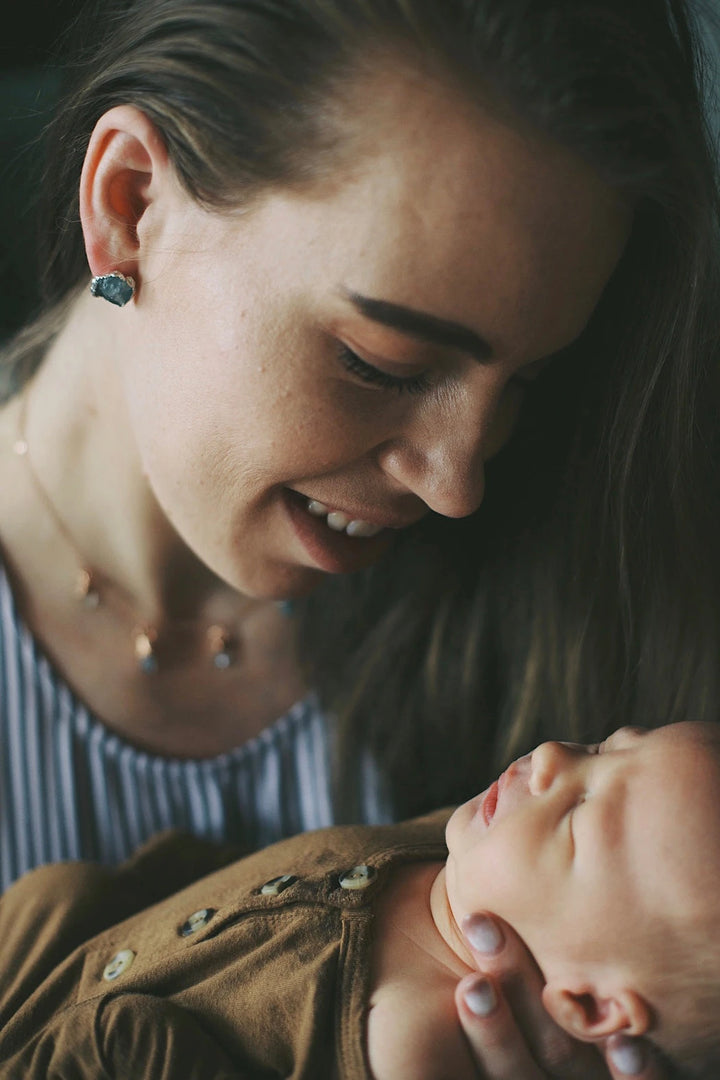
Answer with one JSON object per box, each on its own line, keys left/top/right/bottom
{"left": 250, "top": 97, "right": 630, "bottom": 362}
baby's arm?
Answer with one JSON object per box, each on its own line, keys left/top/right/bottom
{"left": 0, "top": 994, "right": 246, "bottom": 1079}
{"left": 0, "top": 830, "right": 242, "bottom": 1029}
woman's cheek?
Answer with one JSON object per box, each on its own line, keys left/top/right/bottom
{"left": 484, "top": 382, "right": 526, "bottom": 460}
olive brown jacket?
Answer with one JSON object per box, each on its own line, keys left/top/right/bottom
{"left": 0, "top": 813, "right": 450, "bottom": 1079}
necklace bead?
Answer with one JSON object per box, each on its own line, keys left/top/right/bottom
{"left": 75, "top": 568, "right": 101, "bottom": 608}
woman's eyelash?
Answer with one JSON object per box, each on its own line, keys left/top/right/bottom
{"left": 337, "top": 344, "right": 431, "bottom": 395}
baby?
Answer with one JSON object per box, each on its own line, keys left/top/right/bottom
{"left": 0, "top": 721, "right": 718, "bottom": 1079}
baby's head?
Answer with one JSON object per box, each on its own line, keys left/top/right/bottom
{"left": 444, "top": 722, "right": 720, "bottom": 1077}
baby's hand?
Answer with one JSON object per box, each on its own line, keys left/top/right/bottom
{"left": 454, "top": 914, "right": 669, "bottom": 1080}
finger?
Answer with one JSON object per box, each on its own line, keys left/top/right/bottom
{"left": 606, "top": 1036, "right": 666, "bottom": 1080}
{"left": 462, "top": 913, "right": 546, "bottom": 1014}
{"left": 462, "top": 914, "right": 609, "bottom": 1080}
{"left": 456, "top": 974, "right": 547, "bottom": 1080}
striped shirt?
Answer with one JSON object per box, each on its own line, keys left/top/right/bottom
{"left": 0, "top": 559, "right": 393, "bottom": 892}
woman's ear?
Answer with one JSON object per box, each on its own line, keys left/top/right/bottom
{"left": 542, "top": 980, "right": 652, "bottom": 1043}
{"left": 79, "top": 105, "right": 171, "bottom": 283}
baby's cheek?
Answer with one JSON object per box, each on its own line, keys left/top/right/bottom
{"left": 451, "top": 849, "right": 502, "bottom": 916}
{"left": 466, "top": 847, "right": 536, "bottom": 924}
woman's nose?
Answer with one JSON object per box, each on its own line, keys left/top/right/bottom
{"left": 529, "top": 741, "right": 578, "bottom": 795}
{"left": 374, "top": 372, "right": 525, "bottom": 517}
{"left": 376, "top": 420, "right": 486, "bottom": 519}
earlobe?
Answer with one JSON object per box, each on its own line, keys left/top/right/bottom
{"left": 79, "top": 105, "right": 170, "bottom": 283}
{"left": 542, "top": 981, "right": 652, "bottom": 1043}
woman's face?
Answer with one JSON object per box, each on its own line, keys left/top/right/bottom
{"left": 121, "top": 68, "right": 631, "bottom": 599}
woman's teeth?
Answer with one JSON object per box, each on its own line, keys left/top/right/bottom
{"left": 306, "top": 499, "right": 384, "bottom": 538}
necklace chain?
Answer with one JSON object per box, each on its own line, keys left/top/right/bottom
{"left": 12, "top": 387, "right": 236, "bottom": 674}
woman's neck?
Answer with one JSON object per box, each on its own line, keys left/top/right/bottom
{"left": 0, "top": 295, "right": 308, "bottom": 755}
{"left": 9, "top": 292, "right": 255, "bottom": 627}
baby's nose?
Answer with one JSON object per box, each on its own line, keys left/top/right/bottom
{"left": 528, "top": 741, "right": 576, "bottom": 795}
{"left": 506, "top": 752, "right": 532, "bottom": 784}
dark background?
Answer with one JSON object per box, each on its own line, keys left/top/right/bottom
{"left": 1, "top": 1, "right": 719, "bottom": 345}
{"left": 1, "top": 1, "right": 84, "bottom": 67}
{"left": 0, "top": 1, "right": 86, "bottom": 342}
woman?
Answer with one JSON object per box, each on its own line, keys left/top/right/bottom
{"left": 0, "top": 0, "right": 717, "bottom": 1076}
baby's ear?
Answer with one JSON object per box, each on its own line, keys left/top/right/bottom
{"left": 542, "top": 979, "right": 652, "bottom": 1043}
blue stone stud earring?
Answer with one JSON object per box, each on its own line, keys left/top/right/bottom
{"left": 90, "top": 271, "right": 136, "bottom": 307}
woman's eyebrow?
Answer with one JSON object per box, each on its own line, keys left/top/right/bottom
{"left": 339, "top": 288, "right": 495, "bottom": 363}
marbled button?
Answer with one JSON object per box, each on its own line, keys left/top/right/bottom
{"left": 180, "top": 908, "right": 216, "bottom": 936}
{"left": 102, "top": 949, "right": 135, "bottom": 981}
{"left": 338, "top": 865, "right": 376, "bottom": 890}
{"left": 260, "top": 874, "right": 297, "bottom": 896}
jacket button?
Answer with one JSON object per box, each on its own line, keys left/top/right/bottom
{"left": 338, "top": 865, "right": 376, "bottom": 890}
{"left": 180, "top": 908, "right": 216, "bottom": 936}
{"left": 260, "top": 874, "right": 297, "bottom": 896}
{"left": 102, "top": 949, "right": 135, "bottom": 981}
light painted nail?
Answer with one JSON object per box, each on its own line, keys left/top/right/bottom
{"left": 464, "top": 979, "right": 497, "bottom": 1017}
{"left": 607, "top": 1035, "right": 645, "bottom": 1076}
{"left": 463, "top": 915, "right": 504, "bottom": 955}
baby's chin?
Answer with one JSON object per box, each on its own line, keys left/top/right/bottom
{"left": 444, "top": 789, "right": 489, "bottom": 848}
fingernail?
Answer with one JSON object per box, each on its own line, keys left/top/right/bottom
{"left": 463, "top": 978, "right": 498, "bottom": 1017}
{"left": 462, "top": 914, "right": 504, "bottom": 955}
{"left": 607, "top": 1035, "right": 646, "bottom": 1076}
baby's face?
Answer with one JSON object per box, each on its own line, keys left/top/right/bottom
{"left": 445, "top": 722, "right": 720, "bottom": 1007}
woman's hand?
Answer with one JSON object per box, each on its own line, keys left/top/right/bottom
{"left": 454, "top": 914, "right": 669, "bottom": 1080}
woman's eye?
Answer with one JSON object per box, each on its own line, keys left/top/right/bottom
{"left": 337, "top": 344, "right": 431, "bottom": 395}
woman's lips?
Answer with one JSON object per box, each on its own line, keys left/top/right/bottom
{"left": 283, "top": 488, "right": 393, "bottom": 574}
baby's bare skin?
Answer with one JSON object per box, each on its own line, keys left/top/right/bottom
{"left": 367, "top": 862, "right": 478, "bottom": 1080}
